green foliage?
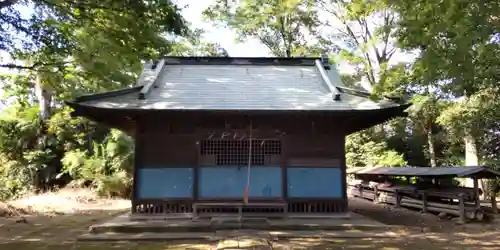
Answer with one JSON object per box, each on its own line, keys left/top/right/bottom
{"left": 319, "top": 0, "right": 401, "bottom": 91}
{"left": 169, "top": 29, "right": 229, "bottom": 56}
{"left": 346, "top": 130, "right": 407, "bottom": 168}
{"left": 0, "top": 155, "right": 34, "bottom": 200}
{"left": 1, "top": 0, "right": 187, "bottom": 66}
{"left": 203, "top": 0, "right": 321, "bottom": 56}
{"left": 61, "top": 129, "right": 134, "bottom": 197}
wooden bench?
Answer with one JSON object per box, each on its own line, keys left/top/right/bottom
{"left": 193, "top": 202, "right": 288, "bottom": 219}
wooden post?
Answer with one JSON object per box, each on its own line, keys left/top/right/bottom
{"left": 421, "top": 192, "right": 428, "bottom": 213}
{"left": 458, "top": 193, "right": 466, "bottom": 224}
{"left": 238, "top": 204, "right": 243, "bottom": 222}
{"left": 192, "top": 203, "right": 198, "bottom": 219}
{"left": 492, "top": 195, "right": 498, "bottom": 214}
{"left": 373, "top": 185, "right": 379, "bottom": 203}
{"left": 473, "top": 177, "right": 480, "bottom": 209}
{"left": 131, "top": 121, "right": 144, "bottom": 214}
{"left": 395, "top": 190, "right": 402, "bottom": 208}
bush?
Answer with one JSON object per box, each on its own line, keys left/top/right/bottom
{"left": 61, "top": 129, "right": 134, "bottom": 198}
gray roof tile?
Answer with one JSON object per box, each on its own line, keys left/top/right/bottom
{"left": 76, "top": 58, "right": 404, "bottom": 111}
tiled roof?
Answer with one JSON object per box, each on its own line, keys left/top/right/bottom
{"left": 347, "top": 166, "right": 500, "bottom": 178}
{"left": 71, "top": 57, "right": 407, "bottom": 111}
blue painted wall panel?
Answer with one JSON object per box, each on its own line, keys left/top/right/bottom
{"left": 198, "top": 166, "right": 282, "bottom": 198}
{"left": 138, "top": 168, "right": 193, "bottom": 198}
{"left": 287, "top": 168, "right": 342, "bottom": 198}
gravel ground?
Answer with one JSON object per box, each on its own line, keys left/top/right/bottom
{"left": 348, "top": 196, "right": 459, "bottom": 232}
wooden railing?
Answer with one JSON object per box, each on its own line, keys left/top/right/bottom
{"left": 348, "top": 184, "right": 485, "bottom": 224}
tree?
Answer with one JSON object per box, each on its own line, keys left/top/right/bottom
{"left": 346, "top": 130, "right": 407, "bottom": 167}
{"left": 1, "top": 0, "right": 187, "bottom": 69}
{"left": 169, "top": 29, "right": 229, "bottom": 56}
{"left": 406, "top": 95, "right": 447, "bottom": 167}
{"left": 317, "top": 0, "right": 415, "bottom": 168}
{"left": 318, "top": 0, "right": 403, "bottom": 92}
{"left": 389, "top": 0, "right": 500, "bottom": 166}
{"left": 389, "top": 0, "right": 500, "bottom": 195}
{"left": 1, "top": 0, "right": 188, "bottom": 120}
{"left": 203, "top": 0, "right": 322, "bottom": 57}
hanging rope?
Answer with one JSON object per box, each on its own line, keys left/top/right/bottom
{"left": 244, "top": 120, "right": 252, "bottom": 204}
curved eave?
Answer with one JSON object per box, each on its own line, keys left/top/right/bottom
{"left": 342, "top": 103, "right": 411, "bottom": 134}
{"left": 67, "top": 100, "right": 410, "bottom": 134}
{"left": 67, "top": 101, "right": 410, "bottom": 116}
{"left": 66, "top": 101, "right": 137, "bottom": 133}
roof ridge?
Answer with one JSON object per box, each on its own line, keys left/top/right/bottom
{"left": 314, "top": 59, "right": 341, "bottom": 101}
{"left": 162, "top": 56, "right": 323, "bottom": 66}
{"left": 139, "top": 59, "right": 166, "bottom": 100}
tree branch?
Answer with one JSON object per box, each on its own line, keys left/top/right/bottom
{"left": 38, "top": 0, "right": 129, "bottom": 14}
{"left": 0, "top": 61, "right": 74, "bottom": 71}
{"left": 0, "top": 14, "right": 30, "bottom": 34}
{"left": 0, "top": 0, "right": 18, "bottom": 9}
{"left": 277, "top": 16, "right": 291, "bottom": 57}
{"left": 380, "top": 10, "right": 396, "bottom": 63}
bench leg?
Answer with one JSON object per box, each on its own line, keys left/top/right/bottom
{"left": 192, "top": 204, "right": 197, "bottom": 219}
{"left": 238, "top": 206, "right": 243, "bottom": 221}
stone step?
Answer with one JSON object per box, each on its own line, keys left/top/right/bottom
{"left": 90, "top": 219, "right": 402, "bottom": 234}
{"left": 79, "top": 230, "right": 398, "bottom": 242}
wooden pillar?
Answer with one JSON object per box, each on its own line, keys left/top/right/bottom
{"left": 395, "top": 190, "right": 402, "bottom": 208}
{"left": 421, "top": 192, "right": 428, "bottom": 213}
{"left": 281, "top": 136, "right": 288, "bottom": 201}
{"left": 193, "top": 140, "right": 200, "bottom": 201}
{"left": 131, "top": 119, "right": 144, "bottom": 214}
{"left": 340, "top": 135, "right": 348, "bottom": 212}
{"left": 491, "top": 195, "right": 498, "bottom": 214}
{"left": 458, "top": 193, "right": 466, "bottom": 224}
{"left": 473, "top": 177, "right": 481, "bottom": 209}
{"left": 373, "top": 185, "right": 379, "bottom": 203}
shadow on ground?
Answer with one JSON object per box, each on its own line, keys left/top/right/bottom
{"left": 1, "top": 196, "right": 500, "bottom": 249}
{"left": 3, "top": 232, "right": 500, "bottom": 250}
{"left": 2, "top": 211, "right": 500, "bottom": 250}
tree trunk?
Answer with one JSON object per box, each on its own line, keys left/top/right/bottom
{"left": 464, "top": 133, "right": 485, "bottom": 198}
{"left": 427, "top": 127, "right": 437, "bottom": 167}
{"left": 464, "top": 133, "right": 479, "bottom": 166}
{"left": 34, "top": 75, "right": 53, "bottom": 120}
{"left": 34, "top": 75, "right": 54, "bottom": 190}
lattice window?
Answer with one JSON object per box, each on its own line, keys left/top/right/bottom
{"left": 200, "top": 139, "right": 281, "bottom": 166}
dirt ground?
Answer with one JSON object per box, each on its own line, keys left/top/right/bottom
{"left": 348, "top": 196, "right": 460, "bottom": 232}
{"left": 1, "top": 192, "right": 500, "bottom": 249}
